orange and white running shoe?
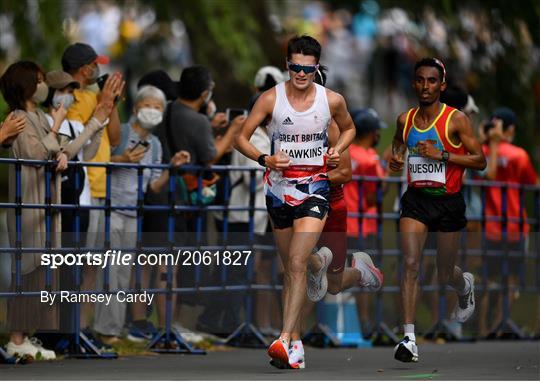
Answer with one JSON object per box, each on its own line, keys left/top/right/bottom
{"left": 288, "top": 341, "right": 305, "bottom": 369}
{"left": 268, "top": 338, "right": 290, "bottom": 369}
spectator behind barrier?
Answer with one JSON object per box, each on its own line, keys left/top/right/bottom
{"left": 477, "top": 106, "right": 538, "bottom": 337}
{"left": 482, "top": 107, "right": 538, "bottom": 241}
{"left": 344, "top": 107, "right": 387, "bottom": 337}
{"left": 149, "top": 66, "right": 246, "bottom": 325}
{"left": 61, "top": 42, "right": 124, "bottom": 331}
{"left": 0, "top": 60, "right": 68, "bottom": 361}
{"left": 91, "top": 85, "right": 190, "bottom": 345}
{"left": 43, "top": 70, "right": 115, "bottom": 239}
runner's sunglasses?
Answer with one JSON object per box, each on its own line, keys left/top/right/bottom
{"left": 287, "top": 61, "right": 320, "bottom": 74}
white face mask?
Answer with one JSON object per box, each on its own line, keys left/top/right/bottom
{"left": 137, "top": 107, "right": 163, "bottom": 129}
{"left": 52, "top": 92, "right": 75, "bottom": 110}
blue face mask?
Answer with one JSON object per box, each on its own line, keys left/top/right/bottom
{"left": 52, "top": 93, "right": 75, "bottom": 110}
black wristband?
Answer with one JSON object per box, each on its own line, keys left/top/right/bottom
{"left": 257, "top": 154, "right": 268, "bottom": 167}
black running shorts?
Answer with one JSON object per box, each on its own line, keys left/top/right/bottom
{"left": 400, "top": 187, "right": 467, "bottom": 232}
{"left": 267, "top": 196, "right": 329, "bottom": 230}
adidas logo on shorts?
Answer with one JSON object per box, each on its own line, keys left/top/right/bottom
{"left": 282, "top": 117, "right": 294, "bottom": 125}
{"left": 310, "top": 206, "right": 320, "bottom": 214}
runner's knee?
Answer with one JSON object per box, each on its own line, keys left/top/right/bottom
{"left": 403, "top": 256, "right": 420, "bottom": 278}
{"left": 287, "top": 255, "right": 308, "bottom": 275}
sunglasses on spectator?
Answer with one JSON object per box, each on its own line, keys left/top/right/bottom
{"left": 287, "top": 61, "right": 319, "bottom": 74}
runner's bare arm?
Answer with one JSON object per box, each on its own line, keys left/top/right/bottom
{"left": 234, "top": 89, "right": 290, "bottom": 170}
{"left": 327, "top": 119, "right": 352, "bottom": 185}
{"left": 328, "top": 148, "right": 352, "bottom": 185}
{"left": 389, "top": 113, "right": 407, "bottom": 172}
{"left": 327, "top": 91, "right": 355, "bottom": 155}
{"left": 418, "top": 111, "right": 486, "bottom": 170}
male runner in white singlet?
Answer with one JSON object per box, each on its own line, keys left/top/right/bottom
{"left": 235, "top": 35, "right": 356, "bottom": 369}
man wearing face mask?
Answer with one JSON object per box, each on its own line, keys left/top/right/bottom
{"left": 92, "top": 85, "right": 190, "bottom": 344}
{"left": 61, "top": 43, "right": 124, "bottom": 339}
{"left": 156, "top": 66, "right": 246, "bottom": 313}
{"left": 61, "top": 42, "right": 124, "bottom": 242}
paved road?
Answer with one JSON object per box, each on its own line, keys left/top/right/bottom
{"left": 1, "top": 341, "right": 539, "bottom": 380}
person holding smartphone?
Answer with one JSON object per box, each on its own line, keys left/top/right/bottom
{"left": 91, "top": 85, "right": 190, "bottom": 345}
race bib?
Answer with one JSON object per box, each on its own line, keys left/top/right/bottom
{"left": 277, "top": 139, "right": 325, "bottom": 167}
{"left": 408, "top": 156, "right": 446, "bottom": 188}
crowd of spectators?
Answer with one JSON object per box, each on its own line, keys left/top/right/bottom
{"left": 0, "top": 0, "right": 539, "bottom": 362}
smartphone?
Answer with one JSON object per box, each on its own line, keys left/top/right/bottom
{"left": 131, "top": 140, "right": 150, "bottom": 152}
{"left": 226, "top": 108, "right": 248, "bottom": 123}
{"left": 96, "top": 74, "right": 109, "bottom": 91}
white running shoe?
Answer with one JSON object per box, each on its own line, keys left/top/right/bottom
{"left": 352, "top": 252, "right": 384, "bottom": 291}
{"left": 307, "top": 247, "right": 333, "bottom": 302}
{"left": 452, "top": 272, "right": 475, "bottom": 323}
{"left": 7, "top": 337, "right": 56, "bottom": 360}
{"left": 393, "top": 336, "right": 418, "bottom": 363}
{"left": 288, "top": 342, "right": 305, "bottom": 369}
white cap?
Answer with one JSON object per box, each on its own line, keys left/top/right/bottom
{"left": 464, "top": 95, "right": 479, "bottom": 114}
{"left": 254, "top": 66, "right": 284, "bottom": 89}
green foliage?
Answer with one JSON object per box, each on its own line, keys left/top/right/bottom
{"left": 0, "top": 0, "right": 68, "bottom": 70}
{"left": 149, "top": 0, "right": 281, "bottom": 86}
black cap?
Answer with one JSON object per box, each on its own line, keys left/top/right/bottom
{"left": 491, "top": 107, "right": 517, "bottom": 128}
{"left": 61, "top": 42, "right": 109, "bottom": 72}
{"left": 137, "top": 70, "right": 178, "bottom": 101}
{"left": 351, "top": 108, "right": 387, "bottom": 135}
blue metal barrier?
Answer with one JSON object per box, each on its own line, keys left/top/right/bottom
{"left": 0, "top": 158, "right": 539, "bottom": 363}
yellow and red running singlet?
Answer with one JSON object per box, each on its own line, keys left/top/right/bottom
{"left": 403, "top": 103, "right": 466, "bottom": 196}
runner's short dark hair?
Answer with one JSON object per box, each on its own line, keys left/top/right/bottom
{"left": 287, "top": 35, "right": 321, "bottom": 63}
{"left": 414, "top": 58, "right": 446, "bottom": 83}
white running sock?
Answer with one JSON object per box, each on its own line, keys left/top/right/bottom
{"left": 403, "top": 324, "right": 416, "bottom": 342}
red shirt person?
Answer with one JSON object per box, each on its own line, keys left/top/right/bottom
{"left": 481, "top": 107, "right": 538, "bottom": 243}
{"left": 344, "top": 109, "right": 387, "bottom": 242}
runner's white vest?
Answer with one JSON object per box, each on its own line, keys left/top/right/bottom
{"left": 263, "top": 82, "right": 331, "bottom": 206}
{"left": 267, "top": 82, "right": 331, "bottom": 172}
